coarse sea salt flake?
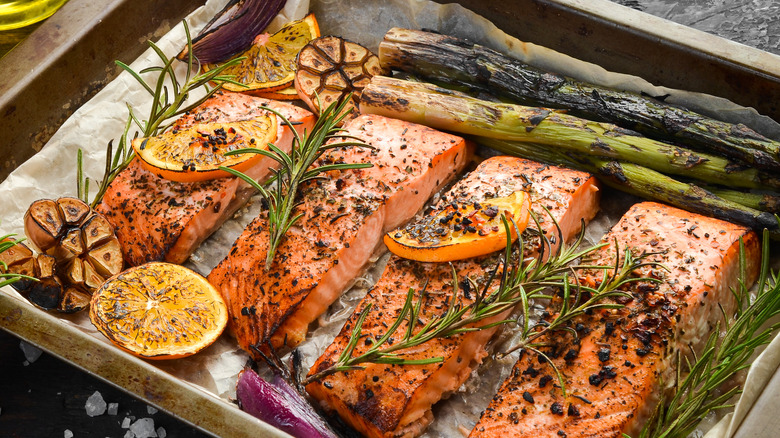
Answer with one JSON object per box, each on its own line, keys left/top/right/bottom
{"left": 130, "top": 418, "right": 157, "bottom": 438}
{"left": 20, "top": 341, "right": 42, "bottom": 364}
{"left": 64, "top": 430, "right": 73, "bottom": 438}
{"left": 123, "top": 431, "right": 134, "bottom": 438}
{"left": 85, "top": 391, "right": 107, "bottom": 417}
{"left": 122, "top": 416, "right": 132, "bottom": 428}
{"left": 147, "top": 405, "right": 158, "bottom": 415}
{"left": 157, "top": 427, "right": 167, "bottom": 438}
{"left": 108, "top": 402, "right": 119, "bottom": 415}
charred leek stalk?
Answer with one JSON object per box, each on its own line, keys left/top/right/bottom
{"left": 707, "top": 188, "right": 780, "bottom": 214}
{"left": 360, "top": 77, "right": 780, "bottom": 190}
{"left": 590, "top": 161, "right": 779, "bottom": 232}
{"left": 378, "top": 28, "right": 780, "bottom": 171}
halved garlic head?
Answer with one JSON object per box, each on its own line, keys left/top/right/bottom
{"left": 14, "top": 197, "right": 125, "bottom": 312}
{"left": 295, "top": 36, "right": 387, "bottom": 123}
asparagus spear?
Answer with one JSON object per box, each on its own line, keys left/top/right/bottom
{"left": 477, "top": 137, "right": 779, "bottom": 233}
{"left": 360, "top": 76, "right": 780, "bottom": 190}
{"left": 707, "top": 188, "right": 780, "bottom": 214}
{"left": 379, "top": 28, "right": 780, "bottom": 171}
{"left": 591, "top": 161, "right": 778, "bottom": 232}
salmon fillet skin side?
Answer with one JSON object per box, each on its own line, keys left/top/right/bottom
{"left": 306, "top": 157, "right": 602, "bottom": 438}
{"left": 97, "top": 92, "right": 314, "bottom": 266}
{"left": 207, "top": 114, "right": 473, "bottom": 357}
{"left": 469, "top": 201, "right": 760, "bottom": 438}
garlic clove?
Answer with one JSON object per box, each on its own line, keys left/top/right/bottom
{"left": 87, "top": 238, "right": 123, "bottom": 278}
{"left": 82, "top": 214, "right": 114, "bottom": 249}
{"left": 64, "top": 257, "right": 84, "bottom": 287}
{"left": 57, "top": 197, "right": 91, "bottom": 226}
{"left": 58, "top": 287, "right": 90, "bottom": 313}
{"left": 83, "top": 260, "right": 104, "bottom": 291}
{"left": 27, "top": 276, "right": 63, "bottom": 310}
{"left": 36, "top": 254, "right": 57, "bottom": 279}
{"left": 24, "top": 199, "right": 64, "bottom": 252}
{"left": 0, "top": 240, "right": 37, "bottom": 292}
{"left": 0, "top": 238, "right": 34, "bottom": 266}
{"left": 57, "top": 228, "right": 84, "bottom": 261}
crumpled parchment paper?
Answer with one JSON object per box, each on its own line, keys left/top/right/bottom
{"left": 0, "top": 0, "right": 778, "bottom": 436}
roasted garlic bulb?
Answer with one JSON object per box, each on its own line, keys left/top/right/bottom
{"left": 7, "top": 197, "right": 125, "bottom": 312}
{"left": 295, "top": 36, "right": 387, "bottom": 123}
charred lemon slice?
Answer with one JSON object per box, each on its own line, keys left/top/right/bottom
{"left": 89, "top": 262, "right": 228, "bottom": 360}
{"left": 254, "top": 84, "right": 300, "bottom": 101}
{"left": 385, "top": 191, "right": 532, "bottom": 262}
{"left": 133, "top": 115, "right": 277, "bottom": 183}
{"left": 203, "top": 13, "right": 320, "bottom": 94}
{"left": 295, "top": 35, "right": 388, "bottom": 121}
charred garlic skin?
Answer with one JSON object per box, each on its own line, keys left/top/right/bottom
{"left": 11, "top": 197, "right": 125, "bottom": 312}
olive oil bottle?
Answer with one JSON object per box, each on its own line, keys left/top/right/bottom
{"left": 0, "top": 0, "right": 68, "bottom": 31}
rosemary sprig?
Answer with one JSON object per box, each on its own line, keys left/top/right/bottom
{"left": 220, "top": 96, "right": 373, "bottom": 270}
{"left": 303, "top": 213, "right": 661, "bottom": 385}
{"left": 635, "top": 228, "right": 780, "bottom": 438}
{"left": 77, "top": 20, "right": 246, "bottom": 208}
{"left": 499, "top": 230, "right": 663, "bottom": 395}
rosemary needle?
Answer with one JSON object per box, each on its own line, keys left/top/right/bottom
{"left": 77, "top": 20, "right": 246, "bottom": 208}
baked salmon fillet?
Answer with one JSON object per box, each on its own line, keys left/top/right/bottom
{"left": 97, "top": 92, "right": 314, "bottom": 266}
{"left": 469, "top": 201, "right": 760, "bottom": 438}
{"left": 207, "top": 114, "right": 473, "bottom": 355}
{"left": 306, "top": 157, "right": 601, "bottom": 438}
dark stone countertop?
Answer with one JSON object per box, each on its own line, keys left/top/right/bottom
{"left": 614, "top": 0, "right": 780, "bottom": 55}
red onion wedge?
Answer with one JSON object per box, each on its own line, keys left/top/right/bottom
{"left": 178, "top": 0, "right": 287, "bottom": 64}
{"left": 236, "top": 368, "right": 339, "bottom": 438}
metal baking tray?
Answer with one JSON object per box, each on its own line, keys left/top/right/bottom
{"left": 1, "top": 0, "right": 779, "bottom": 437}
